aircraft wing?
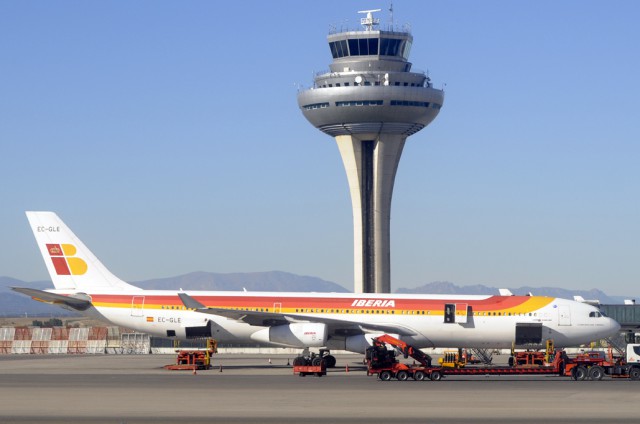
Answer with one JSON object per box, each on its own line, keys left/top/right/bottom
{"left": 11, "top": 287, "right": 92, "bottom": 311}
{"left": 178, "top": 293, "right": 417, "bottom": 336}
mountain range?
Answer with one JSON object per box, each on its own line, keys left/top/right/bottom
{"left": 0, "top": 272, "right": 634, "bottom": 317}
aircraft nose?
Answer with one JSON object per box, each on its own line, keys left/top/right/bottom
{"left": 608, "top": 317, "right": 621, "bottom": 335}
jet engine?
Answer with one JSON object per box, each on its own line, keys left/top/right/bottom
{"left": 250, "top": 323, "right": 328, "bottom": 347}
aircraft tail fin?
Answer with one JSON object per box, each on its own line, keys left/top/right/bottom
{"left": 26, "top": 211, "right": 141, "bottom": 292}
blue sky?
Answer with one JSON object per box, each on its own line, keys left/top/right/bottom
{"left": 1, "top": 1, "right": 638, "bottom": 295}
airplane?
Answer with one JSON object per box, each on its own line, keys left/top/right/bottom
{"left": 14, "top": 211, "right": 620, "bottom": 367}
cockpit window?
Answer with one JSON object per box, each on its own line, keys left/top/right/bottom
{"left": 589, "top": 311, "right": 603, "bottom": 318}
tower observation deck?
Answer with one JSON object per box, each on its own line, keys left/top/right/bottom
{"left": 297, "top": 10, "right": 444, "bottom": 293}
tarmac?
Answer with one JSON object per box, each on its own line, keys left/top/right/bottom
{"left": 1, "top": 353, "right": 639, "bottom": 423}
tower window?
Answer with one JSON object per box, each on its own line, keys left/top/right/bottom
{"left": 390, "top": 100, "right": 430, "bottom": 107}
{"left": 380, "top": 38, "right": 402, "bottom": 56}
{"left": 329, "top": 40, "right": 349, "bottom": 58}
{"left": 335, "top": 100, "right": 383, "bottom": 107}
{"left": 303, "top": 102, "right": 330, "bottom": 110}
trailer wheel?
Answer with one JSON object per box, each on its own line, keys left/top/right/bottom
{"left": 396, "top": 370, "right": 409, "bottom": 381}
{"left": 629, "top": 367, "right": 640, "bottom": 381}
{"left": 573, "top": 366, "right": 587, "bottom": 381}
{"left": 413, "top": 371, "right": 426, "bottom": 381}
{"left": 293, "top": 356, "right": 307, "bottom": 367}
{"left": 430, "top": 371, "right": 442, "bottom": 381}
{"left": 588, "top": 366, "right": 605, "bottom": 381}
{"left": 323, "top": 355, "right": 336, "bottom": 368}
{"left": 379, "top": 370, "right": 393, "bottom": 381}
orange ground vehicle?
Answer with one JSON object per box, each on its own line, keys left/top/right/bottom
{"left": 164, "top": 339, "right": 217, "bottom": 370}
{"left": 563, "top": 346, "right": 640, "bottom": 381}
{"left": 365, "top": 334, "right": 433, "bottom": 381}
{"left": 367, "top": 334, "right": 640, "bottom": 382}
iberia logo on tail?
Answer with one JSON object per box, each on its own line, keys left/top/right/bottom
{"left": 46, "top": 244, "right": 87, "bottom": 275}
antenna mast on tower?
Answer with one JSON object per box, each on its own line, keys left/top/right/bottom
{"left": 358, "top": 9, "right": 381, "bottom": 31}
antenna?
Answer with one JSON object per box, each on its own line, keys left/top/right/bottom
{"left": 358, "top": 9, "right": 381, "bottom": 31}
{"left": 389, "top": 3, "right": 394, "bottom": 31}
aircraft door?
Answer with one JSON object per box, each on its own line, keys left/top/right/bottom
{"left": 131, "top": 296, "right": 145, "bottom": 317}
{"left": 558, "top": 305, "right": 571, "bottom": 326}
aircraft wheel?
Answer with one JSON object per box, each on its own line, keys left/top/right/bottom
{"left": 396, "top": 370, "right": 409, "bottom": 381}
{"left": 379, "top": 370, "right": 392, "bottom": 381}
{"left": 588, "top": 366, "right": 605, "bottom": 381}
{"left": 430, "top": 371, "right": 442, "bottom": 381}
{"left": 311, "top": 356, "right": 323, "bottom": 367}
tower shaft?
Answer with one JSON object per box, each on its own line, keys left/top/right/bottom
{"left": 336, "top": 135, "right": 405, "bottom": 293}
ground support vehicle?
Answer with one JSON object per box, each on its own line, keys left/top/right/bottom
{"left": 366, "top": 334, "right": 569, "bottom": 381}
{"left": 367, "top": 339, "right": 564, "bottom": 381}
{"left": 293, "top": 363, "right": 326, "bottom": 377}
{"left": 164, "top": 339, "right": 217, "bottom": 371}
{"left": 563, "top": 344, "right": 640, "bottom": 381}
{"left": 292, "top": 350, "right": 328, "bottom": 376}
{"left": 367, "top": 335, "right": 640, "bottom": 382}
{"left": 292, "top": 348, "right": 336, "bottom": 368}
{"left": 365, "top": 334, "right": 435, "bottom": 381}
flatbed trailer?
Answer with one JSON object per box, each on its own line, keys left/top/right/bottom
{"left": 424, "top": 363, "right": 561, "bottom": 381}
{"left": 367, "top": 334, "right": 640, "bottom": 382}
{"left": 367, "top": 334, "right": 566, "bottom": 381}
{"left": 293, "top": 364, "right": 326, "bottom": 377}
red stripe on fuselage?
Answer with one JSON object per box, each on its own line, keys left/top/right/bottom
{"left": 90, "top": 294, "right": 540, "bottom": 311}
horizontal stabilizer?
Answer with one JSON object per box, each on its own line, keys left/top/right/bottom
{"left": 12, "top": 287, "right": 92, "bottom": 311}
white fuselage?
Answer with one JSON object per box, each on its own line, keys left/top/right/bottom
{"left": 75, "top": 290, "right": 619, "bottom": 352}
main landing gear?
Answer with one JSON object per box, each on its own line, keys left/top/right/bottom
{"left": 293, "top": 348, "right": 337, "bottom": 368}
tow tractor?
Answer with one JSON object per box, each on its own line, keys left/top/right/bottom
{"left": 366, "top": 334, "right": 640, "bottom": 382}
{"left": 563, "top": 344, "right": 640, "bottom": 380}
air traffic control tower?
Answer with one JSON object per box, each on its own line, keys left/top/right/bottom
{"left": 297, "top": 10, "right": 444, "bottom": 293}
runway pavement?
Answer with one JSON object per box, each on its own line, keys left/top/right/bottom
{"left": 0, "top": 354, "right": 639, "bottom": 423}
